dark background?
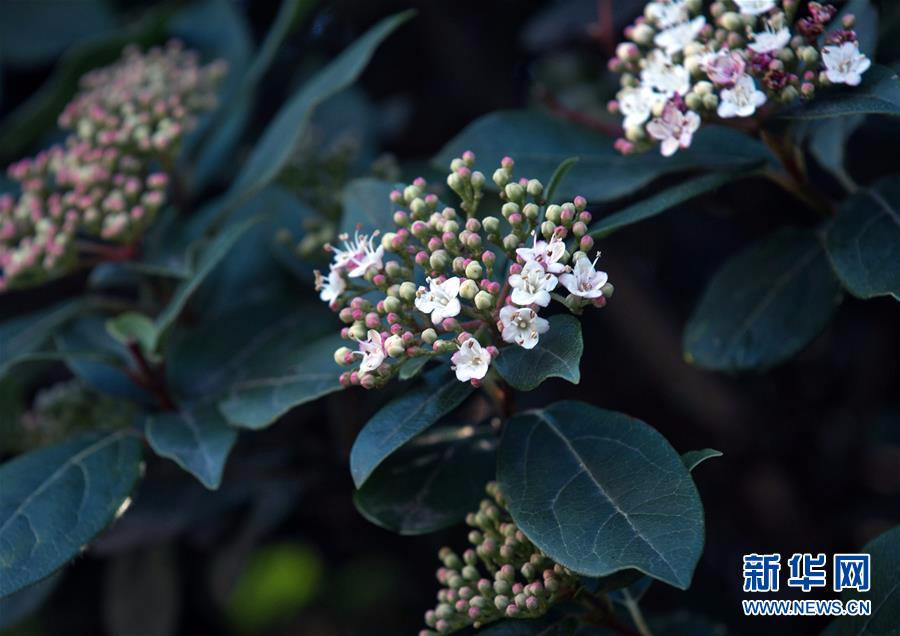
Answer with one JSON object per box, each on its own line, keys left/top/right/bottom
{"left": 1, "top": 1, "right": 899, "bottom": 635}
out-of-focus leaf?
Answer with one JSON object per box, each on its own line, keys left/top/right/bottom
{"left": 154, "top": 213, "right": 264, "bottom": 336}
{"left": 498, "top": 401, "right": 705, "bottom": 589}
{"left": 106, "top": 312, "right": 159, "bottom": 356}
{"left": 544, "top": 156, "right": 580, "bottom": 204}
{"left": 340, "top": 178, "right": 400, "bottom": 235}
{"left": 350, "top": 368, "right": 475, "bottom": 488}
{"left": 835, "top": 524, "right": 900, "bottom": 635}
{"left": 0, "top": 572, "right": 61, "bottom": 629}
{"left": 784, "top": 65, "right": 900, "bottom": 120}
{"left": 225, "top": 543, "right": 323, "bottom": 633}
{"left": 590, "top": 170, "right": 756, "bottom": 237}
{"left": 103, "top": 544, "right": 178, "bottom": 636}
{"left": 0, "top": 5, "right": 173, "bottom": 163}
{"left": 0, "top": 431, "right": 143, "bottom": 597}
{"left": 354, "top": 426, "right": 497, "bottom": 535}
{"left": 684, "top": 228, "right": 843, "bottom": 372}
{"left": 0, "top": 0, "right": 117, "bottom": 67}
{"left": 145, "top": 405, "right": 238, "bottom": 490}
{"left": 223, "top": 11, "right": 414, "bottom": 213}
{"left": 494, "top": 315, "right": 583, "bottom": 390}
{"left": 826, "top": 176, "right": 900, "bottom": 301}
{"left": 0, "top": 299, "right": 88, "bottom": 377}
{"left": 434, "top": 110, "right": 771, "bottom": 202}
{"left": 217, "top": 333, "right": 345, "bottom": 430}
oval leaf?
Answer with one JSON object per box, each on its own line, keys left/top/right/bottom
{"left": 836, "top": 524, "right": 900, "bottom": 636}
{"left": 145, "top": 406, "right": 238, "bottom": 490}
{"left": 217, "top": 333, "right": 345, "bottom": 430}
{"left": 497, "top": 401, "right": 705, "bottom": 589}
{"left": 826, "top": 177, "right": 900, "bottom": 301}
{"left": 0, "top": 299, "right": 88, "bottom": 377}
{"left": 684, "top": 228, "right": 843, "bottom": 372}
{"left": 494, "top": 314, "right": 582, "bottom": 391}
{"left": 0, "top": 431, "right": 143, "bottom": 597}
{"left": 350, "top": 369, "right": 474, "bottom": 488}
{"left": 354, "top": 426, "right": 496, "bottom": 535}
{"left": 433, "top": 110, "right": 770, "bottom": 202}
{"left": 341, "top": 178, "right": 401, "bottom": 235}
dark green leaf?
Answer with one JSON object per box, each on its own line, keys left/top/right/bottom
{"left": 218, "top": 333, "right": 345, "bottom": 430}
{"left": 498, "top": 401, "right": 705, "bottom": 589}
{"left": 784, "top": 65, "right": 900, "bottom": 120}
{"left": 0, "top": 431, "right": 143, "bottom": 597}
{"left": 145, "top": 406, "right": 238, "bottom": 490}
{"left": 0, "top": 299, "right": 88, "bottom": 377}
{"left": 684, "top": 228, "right": 843, "bottom": 372}
{"left": 826, "top": 177, "right": 900, "bottom": 301}
{"left": 494, "top": 314, "right": 582, "bottom": 390}
{"left": 225, "top": 11, "right": 414, "bottom": 209}
{"left": 398, "top": 355, "right": 431, "bottom": 381}
{"left": 681, "top": 449, "right": 723, "bottom": 471}
{"left": 341, "top": 178, "right": 400, "bottom": 235}
{"left": 350, "top": 369, "right": 475, "bottom": 488}
{"left": 106, "top": 312, "right": 159, "bottom": 356}
{"left": 433, "top": 110, "right": 771, "bottom": 202}
{"left": 154, "top": 213, "right": 264, "bottom": 336}
{"left": 0, "top": 572, "right": 61, "bottom": 628}
{"left": 353, "top": 426, "right": 496, "bottom": 535}
{"left": 836, "top": 524, "right": 900, "bottom": 636}
{"left": 590, "top": 170, "right": 755, "bottom": 238}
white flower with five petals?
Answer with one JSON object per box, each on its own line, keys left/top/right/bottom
{"left": 822, "top": 42, "right": 871, "bottom": 86}
{"left": 734, "top": 0, "right": 777, "bottom": 16}
{"left": 356, "top": 329, "right": 385, "bottom": 374}
{"left": 499, "top": 306, "right": 549, "bottom": 350}
{"left": 509, "top": 261, "right": 558, "bottom": 307}
{"left": 646, "top": 0, "right": 689, "bottom": 29}
{"left": 330, "top": 231, "right": 384, "bottom": 278}
{"left": 451, "top": 338, "right": 490, "bottom": 382}
{"left": 559, "top": 254, "right": 609, "bottom": 299}
{"left": 717, "top": 75, "right": 767, "bottom": 118}
{"left": 414, "top": 277, "right": 462, "bottom": 325}
{"left": 617, "top": 86, "right": 666, "bottom": 129}
{"left": 654, "top": 16, "right": 706, "bottom": 56}
{"left": 640, "top": 50, "right": 691, "bottom": 98}
{"left": 748, "top": 23, "right": 791, "bottom": 54}
{"left": 315, "top": 268, "right": 346, "bottom": 304}
{"left": 646, "top": 101, "right": 701, "bottom": 157}
{"left": 516, "top": 233, "right": 567, "bottom": 274}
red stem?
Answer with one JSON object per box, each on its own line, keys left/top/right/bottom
{"left": 534, "top": 84, "right": 623, "bottom": 137}
{"left": 126, "top": 341, "right": 176, "bottom": 411}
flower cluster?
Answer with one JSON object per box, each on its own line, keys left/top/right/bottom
{"left": 0, "top": 41, "right": 225, "bottom": 291}
{"left": 316, "top": 152, "right": 613, "bottom": 387}
{"left": 420, "top": 482, "right": 580, "bottom": 635}
{"left": 608, "top": 0, "right": 871, "bottom": 156}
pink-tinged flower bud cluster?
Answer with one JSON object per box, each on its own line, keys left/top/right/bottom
{"left": 608, "top": 0, "right": 871, "bottom": 156}
{"left": 316, "top": 153, "right": 613, "bottom": 388}
{"left": 0, "top": 42, "right": 225, "bottom": 292}
{"left": 419, "top": 482, "right": 579, "bottom": 635}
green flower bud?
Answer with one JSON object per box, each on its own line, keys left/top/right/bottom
{"left": 349, "top": 322, "right": 367, "bottom": 340}
{"left": 474, "top": 290, "right": 494, "bottom": 311}
{"left": 545, "top": 204, "right": 562, "bottom": 224}
{"left": 526, "top": 179, "right": 543, "bottom": 197}
{"left": 702, "top": 93, "right": 720, "bottom": 111}
{"left": 403, "top": 185, "right": 419, "bottom": 204}
{"left": 601, "top": 282, "right": 615, "bottom": 298}
{"left": 383, "top": 296, "right": 402, "bottom": 314}
{"left": 399, "top": 281, "right": 418, "bottom": 302}
{"left": 522, "top": 203, "right": 539, "bottom": 220}
{"left": 447, "top": 172, "right": 462, "bottom": 191}
{"left": 800, "top": 47, "right": 819, "bottom": 65}
{"left": 422, "top": 328, "right": 438, "bottom": 344}
{"left": 504, "top": 183, "right": 525, "bottom": 203}
{"left": 493, "top": 169, "right": 509, "bottom": 188}
{"left": 465, "top": 261, "right": 483, "bottom": 280}
{"left": 460, "top": 279, "right": 479, "bottom": 299}
{"left": 720, "top": 11, "right": 742, "bottom": 31}
{"left": 685, "top": 92, "right": 703, "bottom": 111}
{"left": 483, "top": 216, "right": 500, "bottom": 235}
{"left": 501, "top": 202, "right": 519, "bottom": 219}
{"left": 541, "top": 221, "right": 556, "bottom": 240}
{"left": 450, "top": 158, "right": 464, "bottom": 172}
{"left": 471, "top": 171, "right": 485, "bottom": 188}
{"left": 462, "top": 565, "right": 479, "bottom": 581}
{"left": 502, "top": 235, "right": 520, "bottom": 251}
{"left": 385, "top": 335, "right": 405, "bottom": 357}
{"left": 334, "top": 347, "right": 352, "bottom": 366}
{"left": 430, "top": 250, "right": 450, "bottom": 271}
{"left": 494, "top": 595, "right": 510, "bottom": 610}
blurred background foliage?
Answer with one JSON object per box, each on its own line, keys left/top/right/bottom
{"left": 0, "top": 0, "right": 899, "bottom": 635}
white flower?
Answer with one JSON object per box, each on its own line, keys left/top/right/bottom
{"left": 702, "top": 49, "right": 746, "bottom": 86}
{"left": 357, "top": 329, "right": 385, "bottom": 374}
{"left": 414, "top": 276, "right": 462, "bottom": 325}
{"left": 646, "top": 0, "right": 689, "bottom": 29}
{"left": 515, "top": 233, "right": 567, "bottom": 274}
{"left": 748, "top": 23, "right": 791, "bottom": 54}
{"left": 646, "top": 101, "right": 701, "bottom": 157}
{"left": 330, "top": 231, "right": 384, "bottom": 278}
{"left": 498, "top": 306, "right": 549, "bottom": 350}
{"left": 451, "top": 338, "right": 490, "bottom": 382}
{"left": 717, "top": 75, "right": 767, "bottom": 118}
{"left": 654, "top": 16, "right": 706, "bottom": 56}
{"left": 559, "top": 254, "right": 609, "bottom": 299}
{"left": 734, "top": 0, "right": 777, "bottom": 16}
{"left": 617, "top": 86, "right": 665, "bottom": 129}
{"left": 509, "top": 261, "right": 558, "bottom": 307}
{"left": 315, "top": 268, "right": 346, "bottom": 304}
{"left": 822, "top": 42, "right": 872, "bottom": 86}
{"left": 640, "top": 50, "right": 691, "bottom": 98}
